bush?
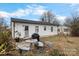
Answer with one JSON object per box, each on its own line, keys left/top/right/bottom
{"left": 0, "top": 30, "right": 12, "bottom": 54}
{"left": 68, "top": 21, "right": 79, "bottom": 36}
{"left": 0, "top": 31, "right": 11, "bottom": 44}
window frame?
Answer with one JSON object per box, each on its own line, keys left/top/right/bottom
{"left": 25, "top": 26, "right": 28, "bottom": 31}
{"left": 64, "top": 28, "right": 69, "bottom": 32}
{"left": 51, "top": 26, "right": 53, "bottom": 32}
{"left": 57, "top": 28, "right": 60, "bottom": 32}
{"left": 44, "top": 26, "right": 46, "bottom": 31}
{"left": 35, "top": 26, "right": 39, "bottom": 33}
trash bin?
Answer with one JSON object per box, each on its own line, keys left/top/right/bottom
{"left": 31, "top": 33, "right": 44, "bottom": 50}
{"left": 31, "top": 33, "right": 40, "bottom": 41}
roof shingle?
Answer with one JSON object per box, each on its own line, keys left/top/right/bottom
{"left": 11, "top": 18, "right": 58, "bottom": 26}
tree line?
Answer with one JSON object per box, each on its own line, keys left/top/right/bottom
{"left": 64, "top": 12, "right": 79, "bottom": 36}
{"left": 40, "top": 10, "right": 79, "bottom": 36}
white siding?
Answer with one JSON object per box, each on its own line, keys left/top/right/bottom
{"left": 57, "top": 26, "right": 70, "bottom": 35}
{"left": 12, "top": 22, "right": 58, "bottom": 38}
{"left": 12, "top": 22, "right": 14, "bottom": 38}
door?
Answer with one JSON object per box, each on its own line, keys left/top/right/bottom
{"left": 35, "top": 26, "right": 39, "bottom": 33}
{"left": 25, "top": 26, "right": 29, "bottom": 37}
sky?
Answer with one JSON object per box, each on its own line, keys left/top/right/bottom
{"left": 0, "top": 3, "right": 79, "bottom": 25}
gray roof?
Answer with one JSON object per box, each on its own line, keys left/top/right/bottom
{"left": 11, "top": 18, "right": 58, "bottom": 26}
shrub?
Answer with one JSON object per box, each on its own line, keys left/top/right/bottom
{"left": 0, "top": 31, "right": 10, "bottom": 44}
{"left": 70, "top": 20, "right": 79, "bottom": 36}
{"left": 0, "top": 30, "right": 12, "bottom": 54}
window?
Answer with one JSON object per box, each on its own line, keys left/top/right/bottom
{"left": 35, "top": 26, "right": 39, "bottom": 33}
{"left": 25, "top": 26, "right": 28, "bottom": 31}
{"left": 64, "top": 29, "right": 68, "bottom": 32}
{"left": 25, "top": 26, "right": 29, "bottom": 37}
{"left": 44, "top": 26, "right": 46, "bottom": 31}
{"left": 51, "top": 27, "right": 53, "bottom": 32}
{"left": 57, "top": 29, "right": 60, "bottom": 32}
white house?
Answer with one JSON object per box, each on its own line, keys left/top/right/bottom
{"left": 57, "top": 26, "right": 70, "bottom": 35}
{"left": 11, "top": 18, "right": 69, "bottom": 39}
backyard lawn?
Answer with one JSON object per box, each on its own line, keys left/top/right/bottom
{"left": 0, "top": 35, "right": 79, "bottom": 56}
{"left": 13, "top": 35, "right": 79, "bottom": 56}
{"left": 40, "top": 35, "right": 79, "bottom": 56}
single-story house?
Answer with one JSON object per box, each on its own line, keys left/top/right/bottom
{"left": 11, "top": 18, "right": 70, "bottom": 39}
{"left": 57, "top": 26, "right": 70, "bottom": 35}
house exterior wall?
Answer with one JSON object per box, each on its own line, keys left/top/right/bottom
{"left": 12, "top": 22, "right": 58, "bottom": 38}
{"left": 57, "top": 26, "right": 70, "bottom": 35}
{"left": 12, "top": 22, "right": 14, "bottom": 38}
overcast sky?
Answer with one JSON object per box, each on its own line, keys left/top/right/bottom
{"left": 0, "top": 3, "right": 79, "bottom": 25}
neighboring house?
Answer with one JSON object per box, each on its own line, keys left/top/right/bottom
{"left": 57, "top": 26, "right": 70, "bottom": 35}
{"left": 11, "top": 18, "right": 69, "bottom": 39}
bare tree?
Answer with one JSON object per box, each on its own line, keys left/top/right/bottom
{"left": 64, "top": 12, "right": 79, "bottom": 36}
{"left": 0, "top": 17, "right": 4, "bottom": 25}
{"left": 0, "top": 17, "right": 8, "bottom": 31}
{"left": 40, "top": 11, "right": 55, "bottom": 23}
{"left": 40, "top": 10, "right": 60, "bottom": 25}
{"left": 64, "top": 17, "right": 72, "bottom": 27}
{"left": 53, "top": 18, "right": 60, "bottom": 26}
